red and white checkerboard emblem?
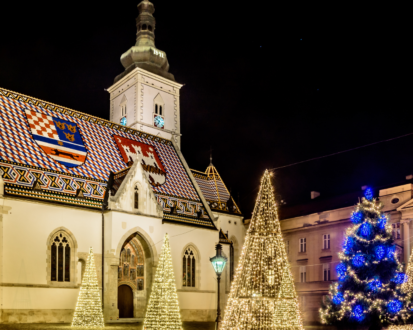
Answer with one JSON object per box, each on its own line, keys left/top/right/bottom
{"left": 25, "top": 110, "right": 59, "bottom": 139}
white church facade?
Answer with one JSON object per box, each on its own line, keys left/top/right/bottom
{"left": 0, "top": 0, "right": 245, "bottom": 324}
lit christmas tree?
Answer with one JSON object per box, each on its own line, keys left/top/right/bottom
{"left": 222, "top": 170, "right": 303, "bottom": 330}
{"left": 72, "top": 247, "right": 104, "bottom": 328}
{"left": 144, "top": 233, "right": 182, "bottom": 330}
{"left": 402, "top": 247, "right": 413, "bottom": 294}
{"left": 320, "top": 188, "right": 412, "bottom": 329}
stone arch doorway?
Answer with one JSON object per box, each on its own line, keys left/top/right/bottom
{"left": 116, "top": 231, "right": 154, "bottom": 319}
{"left": 118, "top": 285, "right": 133, "bottom": 318}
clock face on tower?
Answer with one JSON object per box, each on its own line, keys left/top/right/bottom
{"left": 154, "top": 115, "right": 165, "bottom": 129}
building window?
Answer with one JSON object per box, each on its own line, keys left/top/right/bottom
{"left": 230, "top": 244, "right": 234, "bottom": 282}
{"left": 134, "top": 186, "right": 139, "bottom": 209}
{"left": 300, "top": 266, "right": 306, "bottom": 283}
{"left": 183, "top": 247, "right": 196, "bottom": 287}
{"left": 50, "top": 231, "right": 72, "bottom": 282}
{"left": 323, "top": 234, "right": 330, "bottom": 249}
{"left": 118, "top": 238, "right": 144, "bottom": 291}
{"left": 299, "top": 238, "right": 306, "bottom": 253}
{"left": 392, "top": 223, "right": 401, "bottom": 240}
{"left": 323, "top": 263, "right": 330, "bottom": 281}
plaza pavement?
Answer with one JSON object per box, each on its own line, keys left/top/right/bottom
{"left": 0, "top": 323, "right": 337, "bottom": 330}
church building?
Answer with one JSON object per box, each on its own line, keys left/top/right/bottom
{"left": 0, "top": 0, "right": 245, "bottom": 323}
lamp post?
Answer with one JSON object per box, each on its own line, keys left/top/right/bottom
{"left": 210, "top": 243, "right": 228, "bottom": 330}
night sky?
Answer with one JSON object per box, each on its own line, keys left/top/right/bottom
{"left": 0, "top": 1, "right": 410, "bottom": 217}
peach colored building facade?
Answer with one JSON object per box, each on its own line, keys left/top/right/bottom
{"left": 279, "top": 183, "right": 413, "bottom": 325}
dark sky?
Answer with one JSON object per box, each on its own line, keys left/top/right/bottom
{"left": 0, "top": 1, "right": 411, "bottom": 217}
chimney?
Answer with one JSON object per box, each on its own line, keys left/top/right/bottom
{"left": 311, "top": 191, "right": 320, "bottom": 199}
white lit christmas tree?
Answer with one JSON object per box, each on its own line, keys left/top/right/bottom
{"left": 222, "top": 170, "right": 303, "bottom": 330}
{"left": 144, "top": 233, "right": 182, "bottom": 330}
{"left": 72, "top": 247, "right": 104, "bottom": 328}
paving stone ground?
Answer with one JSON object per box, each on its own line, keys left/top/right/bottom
{"left": 0, "top": 323, "right": 336, "bottom": 330}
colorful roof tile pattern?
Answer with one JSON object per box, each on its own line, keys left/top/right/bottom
{"left": 0, "top": 88, "right": 214, "bottom": 228}
{"left": 191, "top": 165, "right": 242, "bottom": 215}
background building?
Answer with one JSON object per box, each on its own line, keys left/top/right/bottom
{"left": 278, "top": 183, "right": 413, "bottom": 324}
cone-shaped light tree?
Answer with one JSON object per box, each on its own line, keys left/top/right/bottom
{"left": 144, "top": 233, "right": 182, "bottom": 330}
{"left": 320, "top": 188, "right": 412, "bottom": 328}
{"left": 222, "top": 170, "right": 303, "bottom": 330}
{"left": 72, "top": 247, "right": 104, "bottom": 328}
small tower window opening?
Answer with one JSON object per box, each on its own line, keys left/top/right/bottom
{"left": 148, "top": 25, "right": 152, "bottom": 31}
{"left": 183, "top": 247, "right": 196, "bottom": 287}
{"left": 134, "top": 186, "right": 139, "bottom": 209}
{"left": 142, "top": 24, "right": 147, "bottom": 30}
{"left": 159, "top": 105, "right": 163, "bottom": 116}
{"left": 155, "top": 104, "right": 158, "bottom": 114}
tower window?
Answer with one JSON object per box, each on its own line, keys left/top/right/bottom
{"left": 142, "top": 24, "right": 147, "bottom": 30}
{"left": 148, "top": 25, "right": 152, "bottom": 31}
{"left": 159, "top": 106, "right": 163, "bottom": 116}
{"left": 155, "top": 104, "right": 158, "bottom": 114}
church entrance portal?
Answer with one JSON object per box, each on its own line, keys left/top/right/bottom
{"left": 118, "top": 285, "right": 133, "bottom": 318}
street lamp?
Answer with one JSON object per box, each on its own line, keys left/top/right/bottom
{"left": 210, "top": 243, "right": 227, "bottom": 330}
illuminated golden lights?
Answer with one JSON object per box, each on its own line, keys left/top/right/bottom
{"left": 222, "top": 170, "right": 303, "bottom": 330}
{"left": 72, "top": 247, "right": 104, "bottom": 328}
{"left": 143, "top": 233, "right": 182, "bottom": 330}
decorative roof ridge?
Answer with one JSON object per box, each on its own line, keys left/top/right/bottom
{"left": 0, "top": 159, "right": 106, "bottom": 183}
{"left": 190, "top": 168, "right": 207, "bottom": 174}
{"left": 0, "top": 86, "right": 172, "bottom": 144}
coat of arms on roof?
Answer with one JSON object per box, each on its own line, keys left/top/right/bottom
{"left": 114, "top": 135, "right": 166, "bottom": 187}
{"left": 24, "top": 109, "right": 87, "bottom": 168}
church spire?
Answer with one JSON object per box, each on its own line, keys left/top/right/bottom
{"left": 114, "top": 0, "right": 175, "bottom": 83}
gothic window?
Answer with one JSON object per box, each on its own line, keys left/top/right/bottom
{"left": 230, "top": 244, "right": 234, "bottom": 282}
{"left": 119, "top": 95, "right": 127, "bottom": 126}
{"left": 50, "top": 231, "right": 72, "bottom": 282}
{"left": 183, "top": 247, "right": 196, "bottom": 287}
{"left": 134, "top": 186, "right": 139, "bottom": 209}
{"left": 118, "top": 239, "right": 145, "bottom": 291}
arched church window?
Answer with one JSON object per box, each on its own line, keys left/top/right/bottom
{"left": 50, "top": 232, "right": 72, "bottom": 282}
{"left": 230, "top": 244, "right": 234, "bottom": 282}
{"left": 183, "top": 247, "right": 196, "bottom": 287}
{"left": 159, "top": 105, "right": 163, "bottom": 116}
{"left": 134, "top": 186, "right": 139, "bottom": 209}
{"left": 119, "top": 238, "right": 145, "bottom": 291}
{"left": 153, "top": 94, "right": 165, "bottom": 129}
{"left": 155, "top": 104, "right": 158, "bottom": 114}
{"left": 142, "top": 24, "right": 147, "bottom": 30}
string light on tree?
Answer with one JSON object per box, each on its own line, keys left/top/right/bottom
{"left": 72, "top": 247, "right": 104, "bottom": 328}
{"left": 320, "top": 188, "right": 413, "bottom": 328}
{"left": 402, "top": 246, "right": 413, "bottom": 294}
{"left": 221, "top": 170, "right": 303, "bottom": 330}
{"left": 143, "top": 233, "right": 182, "bottom": 330}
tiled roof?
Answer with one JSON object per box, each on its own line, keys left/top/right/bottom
{"left": 0, "top": 88, "right": 215, "bottom": 228}
{"left": 191, "top": 166, "right": 242, "bottom": 215}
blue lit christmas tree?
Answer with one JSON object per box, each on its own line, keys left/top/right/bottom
{"left": 320, "top": 188, "right": 412, "bottom": 328}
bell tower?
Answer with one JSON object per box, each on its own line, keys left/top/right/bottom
{"left": 107, "top": 0, "right": 183, "bottom": 148}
